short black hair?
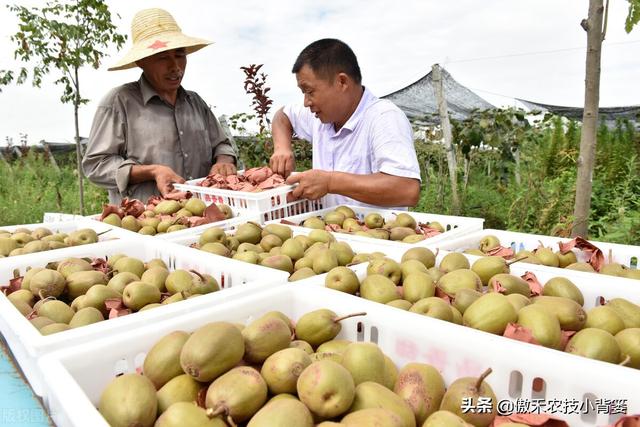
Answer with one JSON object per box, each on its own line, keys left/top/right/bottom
{"left": 292, "top": 39, "right": 362, "bottom": 84}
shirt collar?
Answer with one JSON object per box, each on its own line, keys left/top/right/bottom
{"left": 138, "top": 74, "right": 189, "bottom": 105}
{"left": 333, "top": 86, "right": 375, "bottom": 137}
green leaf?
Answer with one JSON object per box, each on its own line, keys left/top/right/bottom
{"left": 626, "top": 0, "right": 640, "bottom": 33}
{"left": 2, "top": 0, "right": 126, "bottom": 107}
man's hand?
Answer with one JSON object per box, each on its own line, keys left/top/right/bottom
{"left": 270, "top": 148, "right": 295, "bottom": 178}
{"left": 153, "top": 165, "right": 186, "bottom": 196}
{"left": 210, "top": 155, "right": 237, "bottom": 176}
{"left": 286, "top": 170, "right": 333, "bottom": 201}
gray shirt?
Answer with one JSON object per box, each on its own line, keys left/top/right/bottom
{"left": 82, "top": 75, "right": 237, "bottom": 204}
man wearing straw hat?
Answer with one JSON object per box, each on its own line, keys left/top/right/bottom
{"left": 83, "top": 8, "right": 237, "bottom": 204}
{"left": 270, "top": 39, "right": 421, "bottom": 209}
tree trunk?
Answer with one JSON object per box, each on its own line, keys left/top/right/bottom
{"left": 74, "top": 66, "right": 85, "bottom": 215}
{"left": 42, "top": 142, "right": 59, "bottom": 171}
{"left": 463, "top": 156, "right": 471, "bottom": 194}
{"left": 424, "top": 159, "right": 430, "bottom": 189}
{"left": 432, "top": 64, "right": 460, "bottom": 214}
{"left": 572, "top": 0, "right": 604, "bottom": 238}
{"left": 437, "top": 155, "right": 445, "bottom": 211}
{"left": 513, "top": 147, "right": 522, "bottom": 185}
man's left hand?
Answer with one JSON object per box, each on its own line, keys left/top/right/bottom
{"left": 286, "top": 170, "right": 333, "bottom": 200}
{"left": 210, "top": 155, "right": 237, "bottom": 176}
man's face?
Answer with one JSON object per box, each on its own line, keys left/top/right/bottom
{"left": 137, "top": 48, "right": 187, "bottom": 96}
{"left": 296, "top": 64, "right": 344, "bottom": 124}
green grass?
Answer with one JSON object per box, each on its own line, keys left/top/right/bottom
{"left": 0, "top": 152, "right": 108, "bottom": 225}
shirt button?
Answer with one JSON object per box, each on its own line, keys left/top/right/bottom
{"left": 179, "top": 131, "right": 184, "bottom": 136}
{"left": 184, "top": 153, "right": 189, "bottom": 158}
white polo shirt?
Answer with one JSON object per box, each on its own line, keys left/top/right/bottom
{"left": 283, "top": 87, "right": 421, "bottom": 208}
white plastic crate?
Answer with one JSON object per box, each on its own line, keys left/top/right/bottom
{"left": 85, "top": 208, "right": 252, "bottom": 241}
{"left": 39, "top": 285, "right": 638, "bottom": 427}
{"left": 163, "top": 221, "right": 397, "bottom": 258}
{"left": 299, "top": 249, "right": 640, "bottom": 314}
{"left": 174, "top": 177, "right": 327, "bottom": 216}
{"left": 0, "top": 219, "right": 142, "bottom": 258}
{"left": 435, "top": 229, "right": 640, "bottom": 283}
{"left": 0, "top": 219, "right": 137, "bottom": 239}
{"left": 42, "top": 213, "right": 87, "bottom": 222}
{"left": 0, "top": 239, "right": 288, "bottom": 397}
{"left": 266, "top": 205, "right": 484, "bottom": 249}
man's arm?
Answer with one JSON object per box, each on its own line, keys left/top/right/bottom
{"left": 83, "top": 104, "right": 186, "bottom": 197}
{"left": 269, "top": 107, "right": 296, "bottom": 177}
{"left": 286, "top": 170, "right": 421, "bottom": 207}
{"left": 203, "top": 102, "right": 238, "bottom": 177}
{"left": 82, "top": 105, "right": 137, "bottom": 196}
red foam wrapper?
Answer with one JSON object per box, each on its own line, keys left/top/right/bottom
{"left": 198, "top": 167, "right": 286, "bottom": 192}
{"left": 145, "top": 195, "right": 162, "bottom": 208}
{"left": 557, "top": 236, "right": 604, "bottom": 272}
{"left": 162, "top": 191, "right": 191, "bottom": 201}
{"left": 486, "top": 246, "right": 516, "bottom": 258}
{"left": 521, "top": 271, "right": 543, "bottom": 296}
{"left": 105, "top": 298, "right": 131, "bottom": 319}
{"left": 493, "top": 413, "right": 569, "bottom": 426}
{"left": 324, "top": 224, "right": 342, "bottom": 232}
{"left": 607, "top": 415, "right": 640, "bottom": 427}
{"left": 503, "top": 323, "right": 540, "bottom": 345}
{"left": 187, "top": 203, "right": 226, "bottom": 227}
{"left": 257, "top": 175, "right": 285, "bottom": 190}
{"left": 559, "top": 330, "right": 577, "bottom": 351}
{"left": 434, "top": 287, "right": 452, "bottom": 303}
{"left": 99, "top": 204, "right": 124, "bottom": 221}
{"left": 225, "top": 175, "right": 240, "bottom": 185}
{"left": 121, "top": 198, "right": 146, "bottom": 217}
{"left": 91, "top": 258, "right": 110, "bottom": 274}
{"left": 1, "top": 276, "right": 24, "bottom": 296}
{"left": 417, "top": 223, "right": 442, "bottom": 238}
{"left": 244, "top": 166, "right": 273, "bottom": 184}
{"left": 492, "top": 279, "right": 508, "bottom": 294}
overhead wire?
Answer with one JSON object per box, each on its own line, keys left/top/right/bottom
{"left": 436, "top": 39, "right": 640, "bottom": 105}
{"left": 443, "top": 39, "right": 640, "bottom": 64}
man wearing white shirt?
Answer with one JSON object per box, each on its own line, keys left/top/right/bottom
{"left": 270, "top": 38, "right": 421, "bottom": 208}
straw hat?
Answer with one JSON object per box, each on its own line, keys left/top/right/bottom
{"left": 109, "top": 8, "right": 213, "bottom": 71}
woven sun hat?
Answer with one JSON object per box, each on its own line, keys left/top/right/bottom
{"left": 108, "top": 8, "right": 213, "bottom": 71}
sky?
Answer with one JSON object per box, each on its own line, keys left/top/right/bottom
{"left": 0, "top": 0, "right": 639, "bottom": 145}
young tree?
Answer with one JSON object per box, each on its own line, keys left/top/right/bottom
{"left": 432, "top": 64, "right": 460, "bottom": 214}
{"left": 572, "top": 0, "right": 639, "bottom": 237}
{"left": 0, "top": 0, "right": 126, "bottom": 215}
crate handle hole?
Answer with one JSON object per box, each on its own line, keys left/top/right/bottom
{"left": 134, "top": 352, "right": 146, "bottom": 370}
{"left": 531, "top": 377, "right": 546, "bottom": 398}
{"left": 508, "top": 370, "right": 523, "bottom": 398}
{"left": 369, "top": 326, "right": 379, "bottom": 344}
{"left": 580, "top": 393, "right": 598, "bottom": 424}
{"left": 113, "top": 359, "right": 129, "bottom": 377}
{"left": 356, "top": 321, "right": 364, "bottom": 342}
{"left": 630, "top": 256, "right": 638, "bottom": 269}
